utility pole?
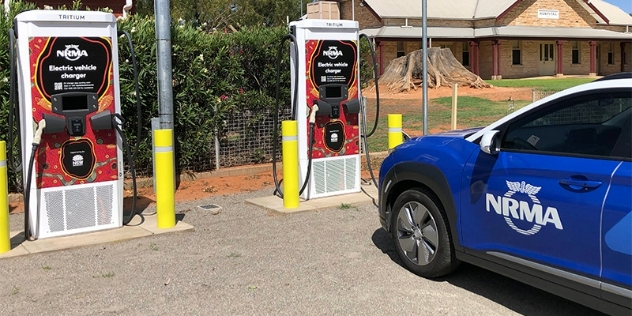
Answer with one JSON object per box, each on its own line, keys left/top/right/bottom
{"left": 422, "top": 0, "right": 428, "bottom": 135}
{"left": 155, "top": 0, "right": 174, "bottom": 129}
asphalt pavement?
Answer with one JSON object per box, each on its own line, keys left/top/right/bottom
{"left": 0, "top": 186, "right": 602, "bottom": 315}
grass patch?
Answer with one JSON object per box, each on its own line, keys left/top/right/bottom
{"left": 339, "top": 203, "right": 357, "bottom": 210}
{"left": 433, "top": 96, "right": 530, "bottom": 126}
{"left": 363, "top": 78, "right": 589, "bottom": 153}
{"left": 487, "top": 77, "right": 593, "bottom": 90}
{"left": 365, "top": 96, "right": 529, "bottom": 152}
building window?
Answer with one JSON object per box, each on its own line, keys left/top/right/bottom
{"left": 462, "top": 42, "right": 470, "bottom": 66}
{"left": 608, "top": 42, "right": 614, "bottom": 65}
{"left": 397, "top": 41, "right": 405, "bottom": 58}
{"left": 572, "top": 41, "right": 581, "bottom": 64}
{"left": 512, "top": 41, "right": 521, "bottom": 65}
{"left": 540, "top": 43, "right": 554, "bottom": 61}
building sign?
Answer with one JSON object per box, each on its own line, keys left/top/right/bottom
{"left": 538, "top": 9, "right": 559, "bottom": 19}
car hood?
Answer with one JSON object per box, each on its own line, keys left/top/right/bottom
{"left": 409, "top": 127, "right": 483, "bottom": 141}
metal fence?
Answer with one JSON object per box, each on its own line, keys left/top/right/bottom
{"left": 532, "top": 89, "right": 560, "bottom": 102}
{"left": 133, "top": 108, "right": 293, "bottom": 177}
{"left": 211, "top": 108, "right": 293, "bottom": 170}
{"left": 131, "top": 88, "right": 562, "bottom": 177}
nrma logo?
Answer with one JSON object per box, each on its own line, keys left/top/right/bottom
{"left": 57, "top": 44, "right": 88, "bottom": 61}
{"left": 485, "top": 180, "right": 563, "bottom": 235}
{"left": 323, "top": 46, "right": 343, "bottom": 60}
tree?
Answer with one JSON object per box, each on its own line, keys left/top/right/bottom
{"left": 136, "top": 0, "right": 306, "bottom": 29}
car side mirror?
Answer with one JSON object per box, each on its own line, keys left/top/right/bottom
{"left": 480, "top": 130, "right": 500, "bottom": 155}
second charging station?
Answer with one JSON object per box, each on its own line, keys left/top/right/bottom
{"left": 289, "top": 19, "right": 362, "bottom": 200}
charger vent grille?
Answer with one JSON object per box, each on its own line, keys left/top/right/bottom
{"left": 43, "top": 184, "right": 114, "bottom": 234}
{"left": 313, "top": 157, "right": 358, "bottom": 195}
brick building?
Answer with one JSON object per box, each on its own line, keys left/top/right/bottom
{"left": 325, "top": 0, "right": 632, "bottom": 79}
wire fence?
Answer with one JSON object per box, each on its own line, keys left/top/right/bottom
{"left": 155, "top": 88, "right": 560, "bottom": 175}
{"left": 212, "top": 108, "right": 293, "bottom": 169}
{"left": 532, "top": 89, "right": 560, "bottom": 102}
{"left": 133, "top": 107, "right": 293, "bottom": 177}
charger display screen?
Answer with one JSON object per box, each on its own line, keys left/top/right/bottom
{"left": 62, "top": 95, "right": 89, "bottom": 111}
{"left": 325, "top": 86, "right": 342, "bottom": 99}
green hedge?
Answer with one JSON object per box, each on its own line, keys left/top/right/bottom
{"left": 0, "top": 6, "right": 293, "bottom": 190}
{"left": 0, "top": 3, "right": 376, "bottom": 190}
{"left": 0, "top": 1, "right": 38, "bottom": 191}
{"left": 116, "top": 17, "right": 292, "bottom": 174}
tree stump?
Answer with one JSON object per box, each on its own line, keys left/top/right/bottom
{"left": 377, "top": 47, "right": 491, "bottom": 92}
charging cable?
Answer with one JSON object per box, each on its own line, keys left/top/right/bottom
{"left": 24, "top": 119, "right": 47, "bottom": 240}
{"left": 359, "top": 34, "right": 381, "bottom": 188}
{"left": 273, "top": 33, "right": 316, "bottom": 199}
{"left": 297, "top": 104, "right": 318, "bottom": 196}
{"left": 110, "top": 113, "right": 139, "bottom": 225}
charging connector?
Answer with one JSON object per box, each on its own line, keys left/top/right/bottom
{"left": 32, "top": 120, "right": 46, "bottom": 146}
{"left": 309, "top": 104, "right": 319, "bottom": 124}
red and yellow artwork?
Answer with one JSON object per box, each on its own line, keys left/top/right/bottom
{"left": 305, "top": 39, "right": 360, "bottom": 158}
{"left": 29, "top": 36, "right": 118, "bottom": 188}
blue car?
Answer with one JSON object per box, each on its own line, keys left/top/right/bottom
{"left": 378, "top": 73, "right": 631, "bottom": 315}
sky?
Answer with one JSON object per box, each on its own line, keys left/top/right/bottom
{"left": 604, "top": 0, "right": 632, "bottom": 14}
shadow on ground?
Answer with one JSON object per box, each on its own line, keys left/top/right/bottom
{"left": 371, "top": 228, "right": 603, "bottom": 316}
{"left": 123, "top": 195, "right": 154, "bottom": 213}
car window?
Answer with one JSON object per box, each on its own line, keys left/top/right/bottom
{"left": 502, "top": 90, "right": 631, "bottom": 159}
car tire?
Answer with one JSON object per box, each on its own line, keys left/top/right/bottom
{"left": 391, "top": 188, "right": 459, "bottom": 278}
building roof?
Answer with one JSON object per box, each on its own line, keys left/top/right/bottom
{"left": 478, "top": 25, "right": 632, "bottom": 39}
{"left": 362, "top": 0, "right": 515, "bottom": 19}
{"left": 361, "top": 26, "right": 473, "bottom": 39}
{"left": 589, "top": 0, "right": 632, "bottom": 25}
{"left": 361, "top": 25, "right": 632, "bottom": 40}
{"left": 362, "top": 0, "right": 632, "bottom": 25}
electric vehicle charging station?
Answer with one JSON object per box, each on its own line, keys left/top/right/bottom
{"left": 13, "top": 11, "right": 124, "bottom": 239}
{"left": 289, "top": 19, "right": 362, "bottom": 200}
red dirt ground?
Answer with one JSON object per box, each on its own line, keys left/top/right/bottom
{"left": 8, "top": 85, "right": 532, "bottom": 214}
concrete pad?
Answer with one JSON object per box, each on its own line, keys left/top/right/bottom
{"left": 22, "top": 226, "right": 152, "bottom": 254}
{"left": 245, "top": 184, "right": 378, "bottom": 214}
{"left": 0, "top": 214, "right": 194, "bottom": 259}
{"left": 0, "top": 231, "right": 30, "bottom": 258}
{"left": 139, "top": 214, "right": 195, "bottom": 235}
{"left": 0, "top": 245, "right": 29, "bottom": 258}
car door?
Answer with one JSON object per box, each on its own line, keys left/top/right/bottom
{"left": 459, "top": 89, "right": 631, "bottom": 288}
{"left": 600, "top": 115, "right": 632, "bottom": 308}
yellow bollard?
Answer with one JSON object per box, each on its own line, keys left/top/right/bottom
{"left": 282, "top": 121, "right": 299, "bottom": 209}
{"left": 0, "top": 141, "right": 10, "bottom": 253}
{"left": 154, "top": 129, "right": 176, "bottom": 228}
{"left": 388, "top": 114, "right": 403, "bottom": 149}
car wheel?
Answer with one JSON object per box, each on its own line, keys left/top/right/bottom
{"left": 391, "top": 189, "right": 459, "bottom": 278}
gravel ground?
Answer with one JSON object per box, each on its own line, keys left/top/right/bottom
{"left": 0, "top": 188, "right": 601, "bottom": 315}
